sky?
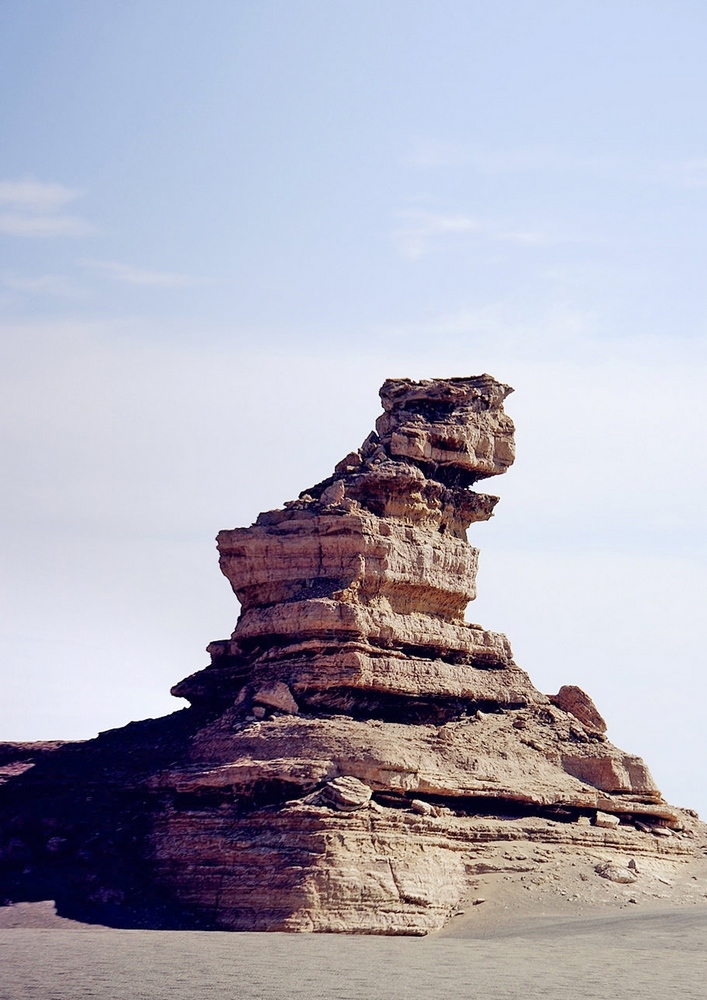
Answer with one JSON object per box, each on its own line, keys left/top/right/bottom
{"left": 1, "top": 0, "right": 707, "bottom": 816}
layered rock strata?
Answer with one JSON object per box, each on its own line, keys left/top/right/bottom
{"left": 174, "top": 376, "right": 523, "bottom": 717}
{"left": 0, "top": 375, "right": 700, "bottom": 935}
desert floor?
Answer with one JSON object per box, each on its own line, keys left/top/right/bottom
{"left": 1, "top": 840, "right": 706, "bottom": 1000}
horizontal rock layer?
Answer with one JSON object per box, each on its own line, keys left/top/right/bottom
{"left": 217, "top": 510, "right": 479, "bottom": 616}
{"left": 0, "top": 373, "right": 697, "bottom": 936}
{"left": 179, "top": 711, "right": 667, "bottom": 816}
{"left": 148, "top": 804, "right": 695, "bottom": 934}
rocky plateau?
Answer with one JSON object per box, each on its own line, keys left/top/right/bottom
{"left": 0, "top": 374, "right": 703, "bottom": 935}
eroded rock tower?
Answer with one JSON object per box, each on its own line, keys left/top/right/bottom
{"left": 0, "top": 376, "right": 698, "bottom": 934}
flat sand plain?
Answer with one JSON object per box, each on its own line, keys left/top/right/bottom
{"left": 0, "top": 901, "right": 705, "bottom": 999}
{"left": 2, "top": 837, "right": 706, "bottom": 1000}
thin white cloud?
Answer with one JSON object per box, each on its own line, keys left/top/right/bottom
{"left": 2, "top": 273, "right": 88, "bottom": 300}
{"left": 393, "top": 211, "right": 480, "bottom": 259}
{"left": 0, "top": 180, "right": 79, "bottom": 213}
{"left": 666, "top": 158, "right": 707, "bottom": 188}
{"left": 392, "top": 210, "right": 547, "bottom": 259}
{"left": 0, "top": 179, "right": 92, "bottom": 239}
{"left": 407, "top": 140, "right": 623, "bottom": 174}
{"left": 495, "top": 229, "right": 548, "bottom": 246}
{"left": 465, "top": 147, "right": 620, "bottom": 174}
{"left": 80, "top": 258, "right": 197, "bottom": 287}
{"left": 407, "top": 139, "right": 472, "bottom": 168}
{"left": 0, "top": 214, "right": 93, "bottom": 238}
{"left": 410, "top": 141, "right": 707, "bottom": 194}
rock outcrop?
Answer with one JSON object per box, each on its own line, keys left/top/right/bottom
{"left": 0, "top": 375, "right": 700, "bottom": 935}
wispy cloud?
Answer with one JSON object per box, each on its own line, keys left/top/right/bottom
{"left": 80, "top": 258, "right": 197, "bottom": 287}
{"left": 2, "top": 273, "right": 88, "bottom": 300}
{"left": 0, "top": 178, "right": 92, "bottom": 239}
{"left": 0, "top": 180, "right": 78, "bottom": 213}
{"left": 392, "top": 210, "right": 547, "bottom": 260}
{"left": 407, "top": 139, "right": 472, "bottom": 168}
{"left": 665, "top": 158, "right": 707, "bottom": 188}
{"left": 407, "top": 140, "right": 623, "bottom": 174}
{"left": 0, "top": 214, "right": 92, "bottom": 238}
{"left": 409, "top": 140, "right": 707, "bottom": 193}
{"left": 370, "top": 300, "right": 597, "bottom": 363}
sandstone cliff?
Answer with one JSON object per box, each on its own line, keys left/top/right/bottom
{"left": 0, "top": 375, "right": 700, "bottom": 934}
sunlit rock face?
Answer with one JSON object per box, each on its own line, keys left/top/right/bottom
{"left": 375, "top": 375, "right": 515, "bottom": 480}
{"left": 0, "top": 375, "right": 698, "bottom": 936}
{"left": 173, "top": 376, "right": 521, "bottom": 715}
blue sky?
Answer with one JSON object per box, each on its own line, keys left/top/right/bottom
{"left": 5, "top": 0, "right": 707, "bottom": 339}
{"left": 2, "top": 1, "right": 707, "bottom": 815}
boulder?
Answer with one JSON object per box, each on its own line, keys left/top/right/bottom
{"left": 551, "top": 685, "right": 607, "bottom": 733}
{"left": 319, "top": 776, "right": 372, "bottom": 812}
{"left": 595, "top": 861, "right": 637, "bottom": 884}
{"left": 252, "top": 682, "right": 299, "bottom": 715}
{"left": 595, "top": 811, "right": 621, "bottom": 830}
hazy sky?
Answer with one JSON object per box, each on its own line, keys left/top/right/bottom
{"left": 2, "top": 1, "right": 707, "bottom": 816}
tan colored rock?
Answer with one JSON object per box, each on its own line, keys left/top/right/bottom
{"left": 177, "top": 712, "right": 675, "bottom": 823}
{"left": 217, "top": 510, "right": 479, "bottom": 617}
{"left": 319, "top": 776, "right": 372, "bottom": 811}
{"left": 595, "top": 861, "right": 637, "bottom": 884}
{"left": 595, "top": 811, "right": 621, "bottom": 830}
{"left": 551, "top": 685, "right": 607, "bottom": 733}
{"left": 252, "top": 681, "right": 299, "bottom": 715}
{"left": 1, "top": 373, "right": 697, "bottom": 938}
{"left": 561, "top": 753, "right": 659, "bottom": 796}
{"left": 376, "top": 376, "right": 515, "bottom": 481}
{"left": 155, "top": 375, "right": 695, "bottom": 932}
{"left": 234, "top": 600, "right": 513, "bottom": 665}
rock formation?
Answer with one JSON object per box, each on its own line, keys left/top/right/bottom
{"left": 0, "top": 375, "right": 701, "bottom": 934}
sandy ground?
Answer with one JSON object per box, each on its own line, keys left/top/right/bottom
{"left": 438, "top": 826, "right": 707, "bottom": 937}
{"left": 0, "top": 908, "right": 704, "bottom": 1000}
{"left": 1, "top": 836, "right": 706, "bottom": 1000}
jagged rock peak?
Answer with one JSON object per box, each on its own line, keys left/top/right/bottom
{"left": 292, "top": 373, "right": 515, "bottom": 509}
{"left": 173, "top": 374, "right": 525, "bottom": 715}
{"left": 375, "top": 374, "right": 515, "bottom": 483}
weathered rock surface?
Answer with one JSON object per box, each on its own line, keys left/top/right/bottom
{"left": 0, "top": 374, "right": 701, "bottom": 935}
{"left": 595, "top": 860, "right": 637, "bottom": 883}
{"left": 375, "top": 375, "right": 515, "bottom": 479}
{"left": 316, "top": 775, "right": 372, "bottom": 811}
{"left": 551, "top": 685, "right": 607, "bottom": 733}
